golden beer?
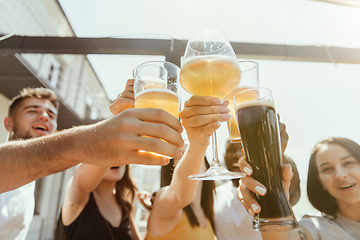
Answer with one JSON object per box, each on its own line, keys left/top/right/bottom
{"left": 135, "top": 88, "right": 180, "bottom": 119}
{"left": 224, "top": 87, "right": 259, "bottom": 142}
{"left": 180, "top": 56, "right": 241, "bottom": 99}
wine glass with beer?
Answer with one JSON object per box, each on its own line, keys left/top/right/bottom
{"left": 134, "top": 61, "right": 181, "bottom": 157}
{"left": 180, "top": 29, "right": 245, "bottom": 180}
{"left": 224, "top": 61, "right": 259, "bottom": 143}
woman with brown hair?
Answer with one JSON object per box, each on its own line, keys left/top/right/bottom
{"left": 144, "top": 95, "right": 230, "bottom": 240}
{"left": 54, "top": 164, "right": 141, "bottom": 240}
{"left": 238, "top": 137, "right": 360, "bottom": 240}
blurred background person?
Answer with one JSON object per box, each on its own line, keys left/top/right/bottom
{"left": 145, "top": 95, "right": 230, "bottom": 240}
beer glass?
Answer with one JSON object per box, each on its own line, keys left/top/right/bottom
{"left": 180, "top": 29, "right": 245, "bottom": 180}
{"left": 134, "top": 61, "right": 181, "bottom": 158}
{"left": 234, "top": 87, "right": 297, "bottom": 231}
{"left": 224, "top": 61, "right": 259, "bottom": 143}
{"left": 134, "top": 61, "right": 180, "bottom": 119}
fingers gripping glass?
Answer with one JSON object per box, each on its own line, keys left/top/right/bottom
{"left": 133, "top": 61, "right": 181, "bottom": 158}
{"left": 234, "top": 87, "right": 297, "bottom": 231}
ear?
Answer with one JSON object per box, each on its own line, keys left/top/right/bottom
{"left": 4, "top": 117, "right": 14, "bottom": 132}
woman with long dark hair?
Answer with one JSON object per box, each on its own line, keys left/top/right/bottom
{"left": 144, "top": 95, "right": 230, "bottom": 240}
{"left": 238, "top": 137, "right": 360, "bottom": 240}
{"left": 54, "top": 164, "right": 140, "bottom": 240}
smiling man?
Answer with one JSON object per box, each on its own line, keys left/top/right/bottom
{"left": 0, "top": 87, "right": 59, "bottom": 240}
{"left": 0, "top": 86, "right": 185, "bottom": 240}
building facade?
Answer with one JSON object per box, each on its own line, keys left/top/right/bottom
{"left": 0, "top": 0, "right": 112, "bottom": 239}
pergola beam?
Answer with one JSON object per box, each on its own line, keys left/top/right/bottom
{"left": 1, "top": 34, "right": 360, "bottom": 66}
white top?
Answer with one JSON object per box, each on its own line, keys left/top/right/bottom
{"left": 0, "top": 181, "right": 35, "bottom": 240}
{"left": 214, "top": 181, "right": 262, "bottom": 240}
{"left": 300, "top": 213, "right": 360, "bottom": 240}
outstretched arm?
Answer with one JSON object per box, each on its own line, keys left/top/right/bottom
{"left": 151, "top": 96, "right": 230, "bottom": 218}
{"left": 61, "top": 164, "right": 109, "bottom": 225}
{"left": 0, "top": 108, "right": 184, "bottom": 193}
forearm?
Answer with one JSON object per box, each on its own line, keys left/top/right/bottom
{"left": 72, "top": 164, "right": 108, "bottom": 193}
{"left": 170, "top": 143, "right": 208, "bottom": 206}
{"left": 0, "top": 125, "right": 91, "bottom": 193}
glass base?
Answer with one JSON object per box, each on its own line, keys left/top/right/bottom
{"left": 188, "top": 165, "right": 246, "bottom": 180}
{"left": 253, "top": 215, "right": 298, "bottom": 232}
{"left": 230, "top": 138, "right": 241, "bottom": 143}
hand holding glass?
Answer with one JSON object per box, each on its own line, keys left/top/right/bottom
{"left": 180, "top": 29, "right": 245, "bottom": 180}
{"left": 134, "top": 61, "right": 181, "bottom": 158}
{"left": 234, "top": 87, "right": 297, "bottom": 231}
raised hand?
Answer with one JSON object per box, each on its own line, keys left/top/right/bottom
{"left": 278, "top": 114, "right": 289, "bottom": 153}
{"left": 109, "top": 79, "right": 135, "bottom": 115}
{"left": 237, "top": 155, "right": 293, "bottom": 215}
{"left": 180, "top": 96, "right": 231, "bottom": 147}
{"left": 78, "top": 108, "right": 184, "bottom": 167}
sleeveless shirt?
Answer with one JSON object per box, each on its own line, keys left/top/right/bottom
{"left": 54, "top": 192, "right": 132, "bottom": 240}
{"left": 146, "top": 212, "right": 217, "bottom": 240}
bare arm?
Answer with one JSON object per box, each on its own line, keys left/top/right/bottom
{"left": 129, "top": 212, "right": 142, "bottom": 240}
{"left": 0, "top": 108, "right": 184, "bottom": 193}
{"left": 151, "top": 96, "right": 230, "bottom": 218}
{"left": 61, "top": 164, "right": 109, "bottom": 225}
{"left": 66, "top": 164, "right": 109, "bottom": 204}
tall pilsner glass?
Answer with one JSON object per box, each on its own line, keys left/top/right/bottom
{"left": 234, "top": 87, "right": 298, "bottom": 231}
{"left": 224, "top": 61, "right": 259, "bottom": 143}
{"left": 134, "top": 61, "right": 181, "bottom": 157}
{"left": 180, "top": 29, "right": 245, "bottom": 180}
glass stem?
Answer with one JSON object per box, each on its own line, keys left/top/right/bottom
{"left": 211, "top": 130, "right": 222, "bottom": 167}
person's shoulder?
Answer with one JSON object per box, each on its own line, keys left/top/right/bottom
{"left": 214, "top": 181, "right": 236, "bottom": 208}
{"left": 215, "top": 181, "right": 234, "bottom": 193}
{"left": 302, "top": 214, "right": 330, "bottom": 221}
{"left": 301, "top": 214, "right": 337, "bottom": 228}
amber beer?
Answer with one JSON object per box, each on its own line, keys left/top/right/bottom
{"left": 134, "top": 60, "right": 181, "bottom": 159}
{"left": 235, "top": 90, "right": 297, "bottom": 231}
{"left": 180, "top": 56, "right": 241, "bottom": 98}
{"left": 224, "top": 87, "right": 258, "bottom": 142}
{"left": 135, "top": 88, "right": 180, "bottom": 119}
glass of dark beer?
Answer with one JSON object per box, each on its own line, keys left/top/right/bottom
{"left": 234, "top": 87, "right": 298, "bottom": 231}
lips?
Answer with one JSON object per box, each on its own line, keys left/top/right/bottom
{"left": 32, "top": 124, "right": 49, "bottom": 132}
{"left": 110, "top": 166, "right": 120, "bottom": 169}
{"left": 338, "top": 183, "right": 355, "bottom": 190}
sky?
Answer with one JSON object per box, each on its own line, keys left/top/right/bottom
{"left": 59, "top": 0, "right": 360, "bottom": 218}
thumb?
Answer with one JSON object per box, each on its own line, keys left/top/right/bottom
{"left": 282, "top": 163, "right": 293, "bottom": 199}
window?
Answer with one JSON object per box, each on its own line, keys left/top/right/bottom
{"left": 48, "top": 56, "right": 63, "bottom": 89}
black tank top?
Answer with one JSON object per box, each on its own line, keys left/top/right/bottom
{"left": 54, "top": 192, "right": 132, "bottom": 240}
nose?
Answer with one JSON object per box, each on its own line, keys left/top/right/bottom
{"left": 335, "top": 166, "right": 348, "bottom": 180}
{"left": 37, "top": 110, "right": 50, "bottom": 121}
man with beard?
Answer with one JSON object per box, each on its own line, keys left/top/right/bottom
{"left": 0, "top": 86, "right": 184, "bottom": 239}
{"left": 214, "top": 120, "right": 300, "bottom": 240}
{"left": 0, "top": 87, "right": 59, "bottom": 239}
